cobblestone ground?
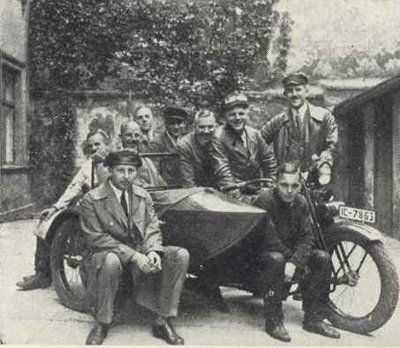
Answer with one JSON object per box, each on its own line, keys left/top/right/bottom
{"left": 1, "top": 219, "right": 400, "bottom": 345}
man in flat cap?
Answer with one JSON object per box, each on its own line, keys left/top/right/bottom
{"left": 148, "top": 106, "right": 190, "bottom": 186}
{"left": 212, "top": 92, "right": 277, "bottom": 202}
{"left": 80, "top": 149, "right": 189, "bottom": 345}
{"left": 261, "top": 73, "right": 338, "bottom": 172}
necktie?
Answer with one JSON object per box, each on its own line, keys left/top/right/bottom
{"left": 120, "top": 191, "right": 128, "bottom": 217}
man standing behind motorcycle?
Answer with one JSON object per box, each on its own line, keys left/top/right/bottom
{"left": 261, "top": 73, "right": 338, "bottom": 171}
{"left": 16, "top": 129, "right": 111, "bottom": 290}
{"left": 212, "top": 93, "right": 277, "bottom": 202}
{"left": 252, "top": 162, "right": 341, "bottom": 342}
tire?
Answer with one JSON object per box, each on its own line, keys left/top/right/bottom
{"left": 50, "top": 214, "right": 89, "bottom": 313}
{"left": 324, "top": 225, "right": 399, "bottom": 334}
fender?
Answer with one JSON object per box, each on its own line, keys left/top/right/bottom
{"left": 34, "top": 208, "right": 80, "bottom": 243}
{"left": 324, "top": 220, "right": 383, "bottom": 242}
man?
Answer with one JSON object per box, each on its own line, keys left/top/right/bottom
{"left": 177, "top": 109, "right": 218, "bottom": 188}
{"left": 80, "top": 150, "right": 189, "bottom": 345}
{"left": 261, "top": 73, "right": 338, "bottom": 171}
{"left": 16, "top": 129, "right": 110, "bottom": 290}
{"left": 132, "top": 104, "right": 155, "bottom": 149}
{"left": 148, "top": 106, "right": 190, "bottom": 186}
{"left": 212, "top": 93, "right": 277, "bottom": 201}
{"left": 252, "top": 162, "right": 341, "bottom": 342}
{"left": 119, "top": 120, "right": 166, "bottom": 188}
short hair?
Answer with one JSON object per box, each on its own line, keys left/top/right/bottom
{"left": 120, "top": 120, "right": 141, "bottom": 135}
{"left": 194, "top": 109, "right": 216, "bottom": 123}
{"left": 86, "top": 129, "right": 110, "bottom": 145}
{"left": 276, "top": 162, "right": 301, "bottom": 181}
{"left": 133, "top": 104, "right": 152, "bottom": 118}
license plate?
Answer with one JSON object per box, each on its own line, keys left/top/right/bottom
{"left": 339, "top": 206, "right": 376, "bottom": 224}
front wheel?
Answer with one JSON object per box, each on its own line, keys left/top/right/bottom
{"left": 324, "top": 225, "right": 399, "bottom": 334}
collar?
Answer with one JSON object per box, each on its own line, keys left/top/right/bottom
{"left": 166, "top": 131, "right": 180, "bottom": 147}
{"left": 291, "top": 101, "right": 308, "bottom": 119}
{"left": 109, "top": 179, "right": 124, "bottom": 199}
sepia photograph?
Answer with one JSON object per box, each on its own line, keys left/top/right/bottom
{"left": 0, "top": 0, "right": 399, "bottom": 345}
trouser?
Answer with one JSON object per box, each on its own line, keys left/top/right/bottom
{"left": 258, "top": 249, "right": 332, "bottom": 324}
{"left": 94, "top": 246, "right": 190, "bottom": 325}
{"left": 34, "top": 237, "right": 51, "bottom": 276}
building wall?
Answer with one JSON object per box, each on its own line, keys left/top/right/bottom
{"left": 0, "top": 0, "right": 32, "bottom": 221}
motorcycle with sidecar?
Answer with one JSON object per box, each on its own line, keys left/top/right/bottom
{"left": 40, "top": 155, "right": 399, "bottom": 335}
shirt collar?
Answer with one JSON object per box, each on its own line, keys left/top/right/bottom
{"left": 109, "top": 179, "right": 124, "bottom": 199}
{"left": 291, "top": 101, "right": 309, "bottom": 119}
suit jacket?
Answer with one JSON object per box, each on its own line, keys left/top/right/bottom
{"left": 212, "top": 124, "right": 277, "bottom": 188}
{"left": 148, "top": 132, "right": 182, "bottom": 186}
{"left": 253, "top": 189, "right": 315, "bottom": 268}
{"left": 177, "top": 132, "right": 217, "bottom": 188}
{"left": 261, "top": 101, "right": 338, "bottom": 170}
{"left": 79, "top": 179, "right": 163, "bottom": 264}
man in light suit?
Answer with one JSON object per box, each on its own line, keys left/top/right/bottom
{"left": 80, "top": 150, "right": 189, "bottom": 345}
{"left": 261, "top": 73, "right": 338, "bottom": 172}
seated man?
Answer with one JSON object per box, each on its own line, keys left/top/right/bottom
{"left": 212, "top": 93, "right": 277, "bottom": 203}
{"left": 80, "top": 150, "right": 189, "bottom": 345}
{"left": 132, "top": 104, "right": 155, "bottom": 149}
{"left": 177, "top": 109, "right": 218, "bottom": 188}
{"left": 119, "top": 120, "right": 166, "bottom": 187}
{"left": 252, "top": 162, "right": 340, "bottom": 342}
{"left": 16, "top": 129, "right": 110, "bottom": 290}
{"left": 148, "top": 106, "right": 190, "bottom": 186}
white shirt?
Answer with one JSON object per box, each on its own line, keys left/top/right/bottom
{"left": 109, "top": 180, "right": 130, "bottom": 213}
{"left": 291, "top": 101, "right": 308, "bottom": 123}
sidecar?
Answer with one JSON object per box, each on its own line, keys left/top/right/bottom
{"left": 48, "top": 186, "right": 268, "bottom": 312}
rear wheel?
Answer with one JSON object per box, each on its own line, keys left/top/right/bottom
{"left": 50, "top": 214, "right": 89, "bottom": 312}
{"left": 325, "top": 225, "right": 399, "bottom": 334}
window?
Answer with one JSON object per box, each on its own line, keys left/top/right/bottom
{"left": 1, "top": 65, "right": 20, "bottom": 164}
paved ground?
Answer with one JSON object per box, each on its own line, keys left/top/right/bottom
{"left": 1, "top": 219, "right": 400, "bottom": 345}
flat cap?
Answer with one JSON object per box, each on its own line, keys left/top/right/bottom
{"left": 103, "top": 149, "right": 142, "bottom": 168}
{"left": 281, "top": 72, "right": 309, "bottom": 87}
{"left": 221, "top": 92, "right": 249, "bottom": 112}
{"left": 163, "top": 106, "right": 189, "bottom": 121}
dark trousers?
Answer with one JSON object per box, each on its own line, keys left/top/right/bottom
{"left": 258, "top": 249, "right": 332, "bottom": 322}
{"left": 34, "top": 237, "right": 51, "bottom": 276}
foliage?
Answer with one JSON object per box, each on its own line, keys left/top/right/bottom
{"left": 29, "top": 0, "right": 290, "bottom": 108}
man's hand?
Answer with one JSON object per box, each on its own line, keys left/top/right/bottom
{"left": 147, "top": 251, "right": 162, "bottom": 273}
{"left": 131, "top": 252, "right": 154, "bottom": 274}
{"left": 40, "top": 207, "right": 58, "bottom": 220}
{"left": 91, "top": 144, "right": 109, "bottom": 164}
{"left": 284, "top": 262, "right": 296, "bottom": 283}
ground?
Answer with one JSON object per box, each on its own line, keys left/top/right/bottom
{"left": 1, "top": 219, "right": 400, "bottom": 345}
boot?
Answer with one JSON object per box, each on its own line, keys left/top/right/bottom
{"left": 264, "top": 300, "right": 291, "bottom": 342}
{"left": 16, "top": 272, "right": 51, "bottom": 290}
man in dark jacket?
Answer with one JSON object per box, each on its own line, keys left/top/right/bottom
{"left": 252, "top": 162, "right": 340, "bottom": 342}
{"left": 261, "top": 73, "right": 338, "bottom": 171}
{"left": 148, "top": 106, "right": 190, "bottom": 186}
{"left": 177, "top": 109, "right": 218, "bottom": 188}
{"left": 80, "top": 150, "right": 189, "bottom": 345}
{"left": 212, "top": 93, "right": 277, "bottom": 202}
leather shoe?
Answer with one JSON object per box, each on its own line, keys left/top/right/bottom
{"left": 303, "top": 320, "right": 340, "bottom": 339}
{"left": 16, "top": 273, "right": 51, "bottom": 290}
{"left": 152, "top": 320, "right": 184, "bottom": 345}
{"left": 86, "top": 323, "right": 108, "bottom": 345}
{"left": 265, "top": 322, "right": 291, "bottom": 342}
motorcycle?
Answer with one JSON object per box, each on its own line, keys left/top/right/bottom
{"left": 47, "top": 159, "right": 399, "bottom": 335}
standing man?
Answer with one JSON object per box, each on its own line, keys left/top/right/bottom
{"left": 80, "top": 150, "right": 190, "bottom": 345}
{"left": 177, "top": 109, "right": 218, "bottom": 188}
{"left": 16, "top": 130, "right": 110, "bottom": 290}
{"left": 148, "top": 106, "right": 190, "bottom": 186}
{"left": 252, "top": 162, "right": 340, "bottom": 342}
{"left": 261, "top": 73, "right": 338, "bottom": 171}
{"left": 212, "top": 93, "right": 277, "bottom": 202}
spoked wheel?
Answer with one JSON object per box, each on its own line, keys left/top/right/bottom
{"left": 50, "top": 214, "right": 89, "bottom": 312}
{"left": 325, "top": 225, "right": 399, "bottom": 334}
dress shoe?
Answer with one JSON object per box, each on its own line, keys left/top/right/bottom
{"left": 152, "top": 320, "right": 184, "bottom": 345}
{"left": 265, "top": 322, "right": 291, "bottom": 342}
{"left": 16, "top": 272, "right": 51, "bottom": 290}
{"left": 86, "top": 323, "right": 108, "bottom": 345}
{"left": 303, "top": 319, "right": 341, "bottom": 339}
